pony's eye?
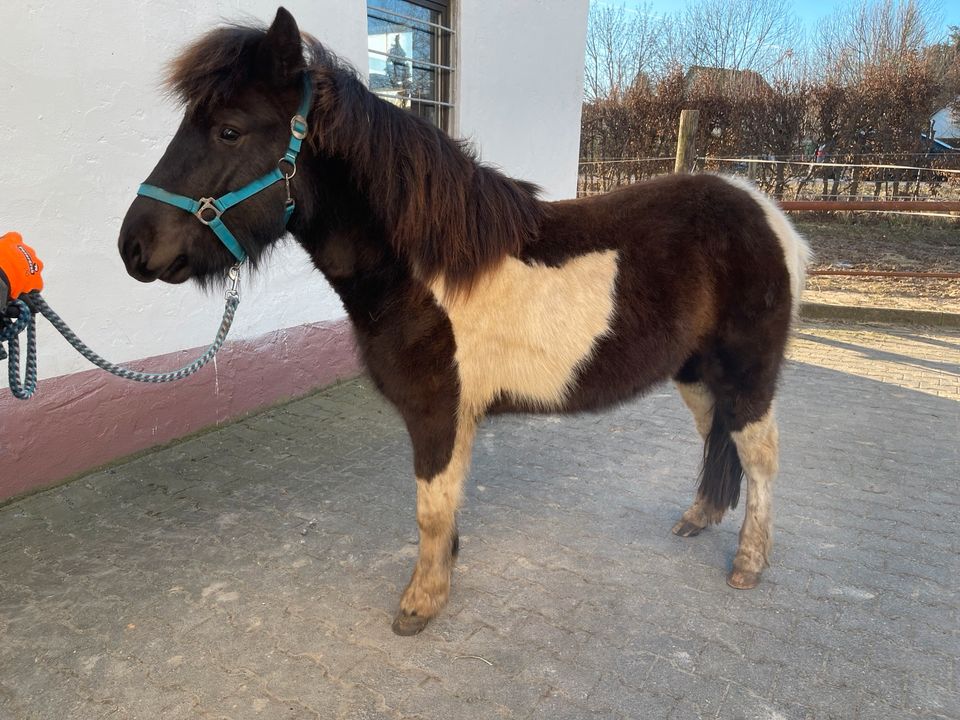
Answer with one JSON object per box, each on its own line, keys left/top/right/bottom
{"left": 219, "top": 127, "right": 241, "bottom": 143}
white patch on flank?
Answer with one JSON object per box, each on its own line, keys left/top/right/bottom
{"left": 721, "top": 175, "right": 813, "bottom": 317}
{"left": 431, "top": 250, "right": 619, "bottom": 414}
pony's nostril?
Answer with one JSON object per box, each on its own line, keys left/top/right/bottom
{"left": 118, "top": 231, "right": 158, "bottom": 282}
{"left": 128, "top": 240, "right": 143, "bottom": 266}
{"left": 122, "top": 236, "right": 147, "bottom": 275}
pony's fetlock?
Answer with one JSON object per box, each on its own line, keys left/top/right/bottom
{"left": 393, "top": 564, "right": 451, "bottom": 635}
{"left": 672, "top": 496, "right": 726, "bottom": 537}
{"left": 728, "top": 539, "right": 769, "bottom": 589}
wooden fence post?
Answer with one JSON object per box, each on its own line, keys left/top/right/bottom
{"left": 674, "top": 109, "right": 699, "bottom": 173}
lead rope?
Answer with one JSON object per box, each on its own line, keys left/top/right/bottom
{"left": 0, "top": 299, "right": 37, "bottom": 399}
{"left": 1, "top": 262, "right": 243, "bottom": 400}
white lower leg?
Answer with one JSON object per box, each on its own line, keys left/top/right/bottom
{"left": 398, "top": 418, "right": 476, "bottom": 622}
{"left": 729, "top": 409, "right": 779, "bottom": 584}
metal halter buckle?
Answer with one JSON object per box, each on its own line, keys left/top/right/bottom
{"left": 195, "top": 198, "right": 222, "bottom": 225}
{"left": 290, "top": 114, "right": 308, "bottom": 140}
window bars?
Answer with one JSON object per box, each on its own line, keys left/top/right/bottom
{"left": 367, "top": 1, "right": 454, "bottom": 131}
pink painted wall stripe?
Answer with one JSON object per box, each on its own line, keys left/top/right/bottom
{"left": 0, "top": 319, "right": 360, "bottom": 502}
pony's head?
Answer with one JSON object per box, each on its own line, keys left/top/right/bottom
{"left": 118, "top": 8, "right": 309, "bottom": 284}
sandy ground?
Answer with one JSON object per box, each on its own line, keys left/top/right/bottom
{"left": 794, "top": 218, "right": 960, "bottom": 312}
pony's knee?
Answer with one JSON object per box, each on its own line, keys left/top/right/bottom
{"left": 415, "top": 477, "right": 460, "bottom": 538}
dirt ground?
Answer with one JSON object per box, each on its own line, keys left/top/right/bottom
{"left": 793, "top": 217, "right": 960, "bottom": 312}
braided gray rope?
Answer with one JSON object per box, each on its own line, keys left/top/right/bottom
{"left": 3, "top": 263, "right": 243, "bottom": 399}
{"left": 2, "top": 300, "right": 37, "bottom": 399}
{"left": 29, "top": 292, "right": 239, "bottom": 383}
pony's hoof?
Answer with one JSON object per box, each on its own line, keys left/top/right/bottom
{"left": 727, "top": 569, "right": 761, "bottom": 589}
{"left": 671, "top": 519, "right": 705, "bottom": 537}
{"left": 392, "top": 611, "right": 430, "bottom": 636}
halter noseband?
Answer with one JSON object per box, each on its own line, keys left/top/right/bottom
{"left": 137, "top": 72, "right": 314, "bottom": 263}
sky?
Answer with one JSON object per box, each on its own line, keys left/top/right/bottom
{"left": 606, "top": 0, "right": 960, "bottom": 40}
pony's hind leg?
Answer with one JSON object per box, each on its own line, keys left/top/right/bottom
{"left": 672, "top": 379, "right": 729, "bottom": 537}
{"left": 392, "top": 416, "right": 477, "bottom": 636}
{"left": 677, "top": 377, "right": 780, "bottom": 588}
{"left": 728, "top": 407, "right": 779, "bottom": 589}
{"left": 705, "top": 339, "right": 782, "bottom": 589}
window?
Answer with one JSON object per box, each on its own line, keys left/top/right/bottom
{"left": 367, "top": 1, "right": 454, "bottom": 132}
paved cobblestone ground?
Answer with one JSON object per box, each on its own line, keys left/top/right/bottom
{"left": 1, "top": 321, "right": 958, "bottom": 720}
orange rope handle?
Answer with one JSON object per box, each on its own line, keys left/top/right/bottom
{"left": 0, "top": 232, "right": 44, "bottom": 301}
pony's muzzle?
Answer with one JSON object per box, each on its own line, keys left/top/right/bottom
{"left": 119, "top": 199, "right": 191, "bottom": 284}
{"left": 118, "top": 210, "right": 157, "bottom": 283}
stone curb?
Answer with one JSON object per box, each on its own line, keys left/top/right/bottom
{"left": 801, "top": 301, "right": 960, "bottom": 328}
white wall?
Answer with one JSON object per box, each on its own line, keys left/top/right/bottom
{"left": 458, "top": 0, "right": 590, "bottom": 200}
{"left": 1, "top": 0, "right": 588, "bottom": 384}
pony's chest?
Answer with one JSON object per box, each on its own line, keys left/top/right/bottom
{"left": 430, "top": 250, "right": 619, "bottom": 413}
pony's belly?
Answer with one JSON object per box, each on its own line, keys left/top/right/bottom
{"left": 430, "top": 250, "right": 619, "bottom": 414}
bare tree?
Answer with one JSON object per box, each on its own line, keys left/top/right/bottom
{"left": 584, "top": 2, "right": 666, "bottom": 101}
{"left": 813, "top": 0, "right": 941, "bottom": 82}
{"left": 677, "top": 0, "right": 800, "bottom": 75}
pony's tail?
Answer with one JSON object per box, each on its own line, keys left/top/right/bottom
{"left": 697, "top": 404, "right": 744, "bottom": 511}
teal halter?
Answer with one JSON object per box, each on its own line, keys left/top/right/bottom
{"left": 137, "top": 72, "right": 314, "bottom": 263}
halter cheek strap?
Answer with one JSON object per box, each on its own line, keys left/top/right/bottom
{"left": 137, "top": 72, "right": 314, "bottom": 263}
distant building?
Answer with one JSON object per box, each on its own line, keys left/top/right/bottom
{"left": 930, "top": 105, "right": 960, "bottom": 149}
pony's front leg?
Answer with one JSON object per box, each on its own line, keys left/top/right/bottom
{"left": 392, "top": 417, "right": 476, "bottom": 636}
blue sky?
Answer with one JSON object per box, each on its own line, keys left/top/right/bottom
{"left": 606, "top": 0, "right": 960, "bottom": 39}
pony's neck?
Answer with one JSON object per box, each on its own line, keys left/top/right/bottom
{"left": 290, "top": 151, "right": 395, "bottom": 279}
{"left": 305, "top": 60, "right": 545, "bottom": 290}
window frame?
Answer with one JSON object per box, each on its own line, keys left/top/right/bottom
{"left": 366, "top": 0, "right": 455, "bottom": 133}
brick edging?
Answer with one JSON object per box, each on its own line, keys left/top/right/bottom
{"left": 801, "top": 302, "right": 960, "bottom": 328}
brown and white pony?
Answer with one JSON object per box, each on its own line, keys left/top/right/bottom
{"left": 118, "top": 9, "right": 811, "bottom": 635}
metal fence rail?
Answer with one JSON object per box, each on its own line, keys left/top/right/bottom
{"left": 577, "top": 155, "right": 960, "bottom": 208}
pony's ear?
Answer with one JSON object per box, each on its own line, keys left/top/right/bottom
{"left": 257, "top": 7, "right": 305, "bottom": 85}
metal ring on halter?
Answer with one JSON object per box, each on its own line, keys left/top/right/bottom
{"left": 194, "top": 198, "right": 222, "bottom": 225}
{"left": 278, "top": 157, "right": 297, "bottom": 180}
